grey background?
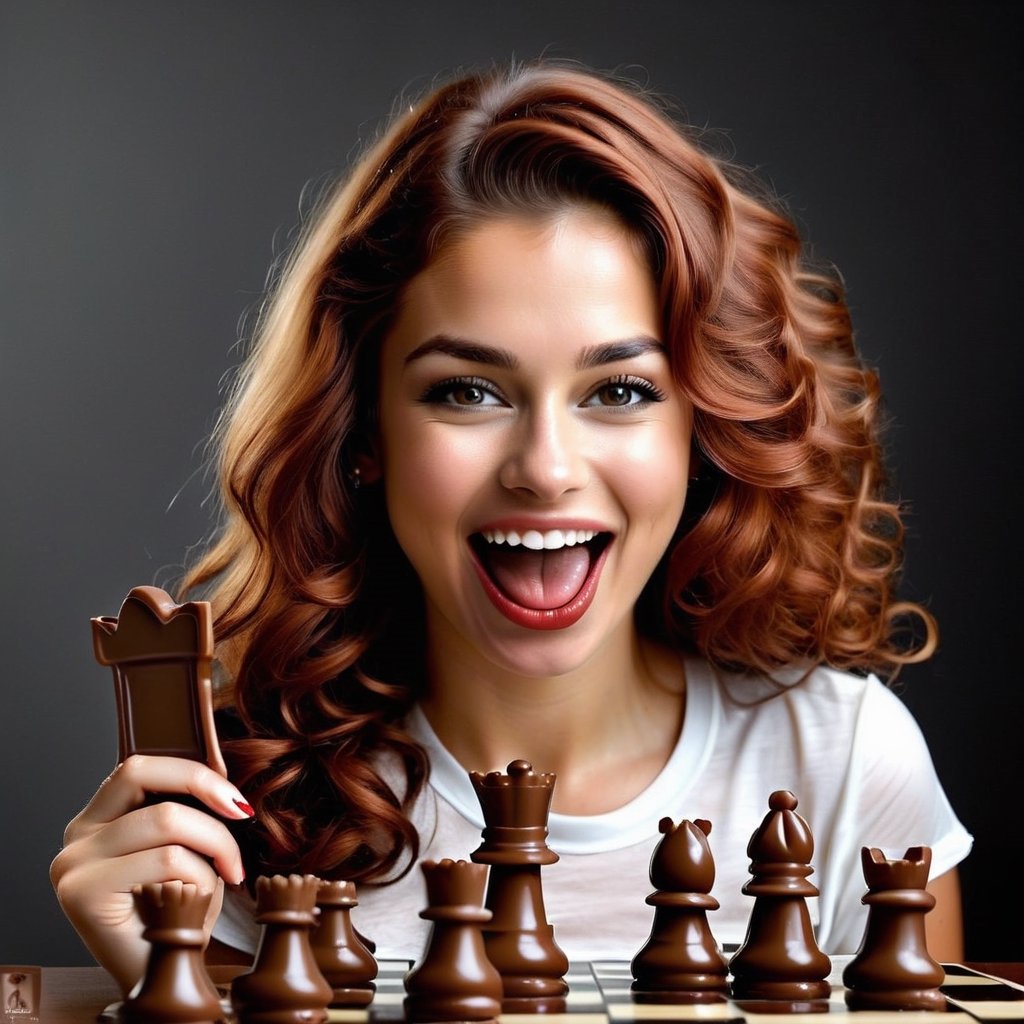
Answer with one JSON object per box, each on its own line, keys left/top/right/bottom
{"left": 2, "top": 1, "right": 1021, "bottom": 963}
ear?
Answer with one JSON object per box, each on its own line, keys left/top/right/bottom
{"left": 354, "top": 452, "right": 381, "bottom": 485}
{"left": 688, "top": 445, "right": 702, "bottom": 481}
{"left": 350, "top": 436, "right": 382, "bottom": 485}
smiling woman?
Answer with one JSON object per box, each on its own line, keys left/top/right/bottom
{"left": 50, "top": 61, "right": 972, "bottom": 992}
{"left": 378, "top": 211, "right": 690, "bottom": 651}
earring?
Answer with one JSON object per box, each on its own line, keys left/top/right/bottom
{"left": 349, "top": 466, "right": 362, "bottom": 491}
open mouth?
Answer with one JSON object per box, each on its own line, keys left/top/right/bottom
{"left": 469, "top": 528, "right": 613, "bottom": 630}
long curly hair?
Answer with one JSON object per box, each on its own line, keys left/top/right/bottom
{"left": 183, "top": 62, "right": 935, "bottom": 882}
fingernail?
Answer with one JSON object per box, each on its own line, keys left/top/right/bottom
{"left": 233, "top": 799, "right": 256, "bottom": 817}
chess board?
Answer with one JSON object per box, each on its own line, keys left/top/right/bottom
{"left": 322, "top": 960, "right": 1024, "bottom": 1024}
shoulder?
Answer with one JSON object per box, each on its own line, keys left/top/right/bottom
{"left": 796, "top": 667, "right": 934, "bottom": 760}
{"left": 771, "top": 667, "right": 954, "bottom": 818}
{"left": 713, "top": 662, "right": 906, "bottom": 733}
{"left": 707, "top": 662, "right": 933, "bottom": 782}
{"left": 792, "top": 665, "right": 919, "bottom": 731}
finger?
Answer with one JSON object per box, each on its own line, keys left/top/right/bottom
{"left": 53, "top": 854, "right": 225, "bottom": 949}
{"left": 72, "top": 755, "right": 254, "bottom": 832}
{"left": 52, "top": 847, "right": 228, "bottom": 999}
{"left": 55, "top": 845, "right": 223, "bottom": 929}
{"left": 61, "top": 799, "right": 246, "bottom": 886}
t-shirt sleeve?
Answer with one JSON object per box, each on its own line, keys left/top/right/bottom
{"left": 212, "top": 883, "right": 260, "bottom": 955}
{"left": 814, "top": 675, "right": 972, "bottom": 953}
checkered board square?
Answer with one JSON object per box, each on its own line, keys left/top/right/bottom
{"left": 589, "top": 962, "right": 1024, "bottom": 1024}
{"left": 327, "top": 961, "right": 1024, "bottom": 1024}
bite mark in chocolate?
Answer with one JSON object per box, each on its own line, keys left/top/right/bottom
{"left": 92, "top": 586, "right": 227, "bottom": 776}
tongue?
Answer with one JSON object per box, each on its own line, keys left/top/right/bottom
{"left": 485, "top": 543, "right": 592, "bottom": 610}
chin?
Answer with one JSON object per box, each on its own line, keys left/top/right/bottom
{"left": 476, "top": 623, "right": 617, "bottom": 681}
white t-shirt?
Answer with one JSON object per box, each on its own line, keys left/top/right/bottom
{"left": 214, "top": 659, "right": 972, "bottom": 959}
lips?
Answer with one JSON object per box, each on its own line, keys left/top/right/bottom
{"left": 469, "top": 527, "right": 613, "bottom": 630}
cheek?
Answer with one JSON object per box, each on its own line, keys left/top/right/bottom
{"left": 382, "top": 424, "right": 487, "bottom": 549}
{"left": 612, "top": 424, "right": 690, "bottom": 519}
{"left": 383, "top": 459, "right": 449, "bottom": 592}
{"left": 388, "top": 439, "right": 448, "bottom": 500}
{"left": 385, "top": 450, "right": 447, "bottom": 535}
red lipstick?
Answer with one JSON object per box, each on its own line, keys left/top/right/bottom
{"left": 470, "top": 536, "right": 612, "bottom": 630}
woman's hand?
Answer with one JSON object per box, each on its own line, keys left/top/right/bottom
{"left": 50, "top": 755, "right": 253, "bottom": 994}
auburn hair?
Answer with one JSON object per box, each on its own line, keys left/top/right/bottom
{"left": 183, "top": 62, "right": 936, "bottom": 881}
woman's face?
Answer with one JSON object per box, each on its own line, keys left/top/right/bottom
{"left": 375, "top": 207, "right": 692, "bottom": 679}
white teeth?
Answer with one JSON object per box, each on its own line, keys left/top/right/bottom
{"left": 479, "top": 528, "right": 598, "bottom": 550}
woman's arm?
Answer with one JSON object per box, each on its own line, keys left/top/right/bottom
{"left": 925, "top": 868, "right": 964, "bottom": 962}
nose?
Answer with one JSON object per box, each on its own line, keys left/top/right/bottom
{"left": 498, "top": 401, "right": 590, "bottom": 500}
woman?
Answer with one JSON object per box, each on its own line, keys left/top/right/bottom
{"left": 51, "top": 63, "right": 971, "bottom": 992}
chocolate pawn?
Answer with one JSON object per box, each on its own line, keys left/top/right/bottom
{"left": 403, "top": 859, "right": 503, "bottom": 1023}
{"left": 631, "top": 817, "right": 728, "bottom": 1002}
{"left": 470, "top": 759, "right": 569, "bottom": 1013}
{"left": 230, "top": 874, "right": 333, "bottom": 1024}
{"left": 122, "top": 881, "right": 225, "bottom": 1024}
{"left": 843, "top": 847, "right": 945, "bottom": 1011}
{"left": 310, "top": 880, "right": 377, "bottom": 1008}
{"left": 729, "top": 791, "right": 831, "bottom": 1007}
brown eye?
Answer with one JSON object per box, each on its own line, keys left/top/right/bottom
{"left": 420, "top": 376, "right": 506, "bottom": 408}
{"left": 455, "top": 385, "right": 486, "bottom": 405}
{"left": 600, "top": 384, "right": 633, "bottom": 406}
{"left": 583, "top": 375, "right": 666, "bottom": 410}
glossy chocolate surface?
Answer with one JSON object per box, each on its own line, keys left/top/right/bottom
{"left": 230, "top": 875, "right": 332, "bottom": 1024}
{"left": 310, "top": 880, "right": 377, "bottom": 1008}
{"left": 843, "top": 846, "right": 946, "bottom": 1011}
{"left": 631, "top": 817, "right": 728, "bottom": 1001}
{"left": 92, "top": 586, "right": 226, "bottom": 775}
{"left": 122, "top": 881, "right": 225, "bottom": 1024}
{"left": 729, "top": 790, "right": 832, "bottom": 1005}
{"left": 470, "top": 760, "right": 569, "bottom": 1012}
{"left": 404, "top": 859, "right": 502, "bottom": 1023}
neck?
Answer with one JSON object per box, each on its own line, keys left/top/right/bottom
{"left": 418, "top": 615, "right": 685, "bottom": 815}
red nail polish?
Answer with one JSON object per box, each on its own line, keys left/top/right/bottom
{"left": 233, "top": 799, "right": 256, "bottom": 817}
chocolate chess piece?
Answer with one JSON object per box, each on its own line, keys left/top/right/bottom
{"left": 630, "top": 817, "right": 728, "bottom": 1002}
{"left": 310, "top": 880, "right": 378, "bottom": 1008}
{"left": 470, "top": 759, "right": 569, "bottom": 1013}
{"left": 843, "top": 846, "right": 946, "bottom": 1011}
{"left": 230, "top": 874, "right": 333, "bottom": 1024}
{"left": 92, "top": 586, "right": 226, "bottom": 775}
{"left": 729, "top": 790, "right": 832, "bottom": 1007}
{"left": 403, "top": 859, "right": 503, "bottom": 1023}
{"left": 122, "top": 881, "right": 225, "bottom": 1024}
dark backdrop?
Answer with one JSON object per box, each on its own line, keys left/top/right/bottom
{"left": 2, "top": 1, "right": 1021, "bottom": 964}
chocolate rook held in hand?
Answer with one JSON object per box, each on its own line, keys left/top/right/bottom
{"left": 91, "top": 585, "right": 226, "bottom": 775}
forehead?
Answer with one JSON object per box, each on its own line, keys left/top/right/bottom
{"left": 386, "top": 209, "right": 661, "bottom": 354}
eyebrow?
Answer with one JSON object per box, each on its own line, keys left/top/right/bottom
{"left": 404, "top": 336, "right": 519, "bottom": 369}
{"left": 576, "top": 336, "right": 664, "bottom": 370}
{"left": 404, "top": 334, "right": 664, "bottom": 370}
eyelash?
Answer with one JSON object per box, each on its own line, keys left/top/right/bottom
{"left": 418, "top": 374, "right": 668, "bottom": 409}
{"left": 419, "top": 376, "right": 505, "bottom": 407}
{"left": 594, "top": 374, "right": 667, "bottom": 408}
